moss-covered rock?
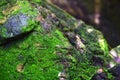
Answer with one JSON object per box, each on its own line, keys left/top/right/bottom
{"left": 0, "top": 28, "right": 70, "bottom": 80}
{"left": 75, "top": 22, "right": 109, "bottom": 59}
{"left": 0, "top": 1, "right": 39, "bottom": 44}
{"left": 0, "top": 0, "right": 112, "bottom": 80}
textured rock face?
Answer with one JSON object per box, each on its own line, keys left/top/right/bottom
{"left": 0, "top": 0, "right": 112, "bottom": 80}
{"left": 1, "top": 13, "right": 29, "bottom": 38}
{"left": 49, "top": 0, "right": 120, "bottom": 47}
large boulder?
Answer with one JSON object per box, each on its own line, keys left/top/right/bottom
{"left": 0, "top": 0, "right": 112, "bottom": 80}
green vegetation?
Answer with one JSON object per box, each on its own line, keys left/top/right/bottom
{"left": 0, "top": 25, "right": 70, "bottom": 79}
{"left": 76, "top": 23, "right": 110, "bottom": 62}
{"left": 0, "top": 0, "right": 114, "bottom": 80}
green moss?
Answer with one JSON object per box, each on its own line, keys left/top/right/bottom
{"left": 40, "top": 1, "right": 77, "bottom": 31}
{"left": 65, "top": 22, "right": 112, "bottom": 79}
{"left": 0, "top": 12, "right": 4, "bottom": 19}
{"left": 0, "top": 0, "right": 16, "bottom": 6}
{"left": 76, "top": 23, "right": 109, "bottom": 57}
{"left": 32, "top": 0, "right": 42, "bottom": 3}
{"left": 21, "top": 20, "right": 37, "bottom": 33}
{"left": 0, "top": 25, "right": 70, "bottom": 80}
{"left": 0, "top": 26, "right": 7, "bottom": 38}
{"left": 69, "top": 62, "right": 98, "bottom": 80}
{"left": 12, "top": 1, "right": 39, "bottom": 17}
{"left": 0, "top": 0, "right": 112, "bottom": 79}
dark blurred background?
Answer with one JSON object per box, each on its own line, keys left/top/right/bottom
{"left": 48, "top": 0, "right": 120, "bottom": 48}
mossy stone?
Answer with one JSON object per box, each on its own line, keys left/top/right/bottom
{"left": 0, "top": 1, "right": 39, "bottom": 44}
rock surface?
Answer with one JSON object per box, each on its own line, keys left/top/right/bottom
{"left": 49, "top": 0, "right": 120, "bottom": 47}
{"left": 0, "top": 0, "right": 112, "bottom": 80}
{"left": 2, "top": 13, "right": 29, "bottom": 37}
